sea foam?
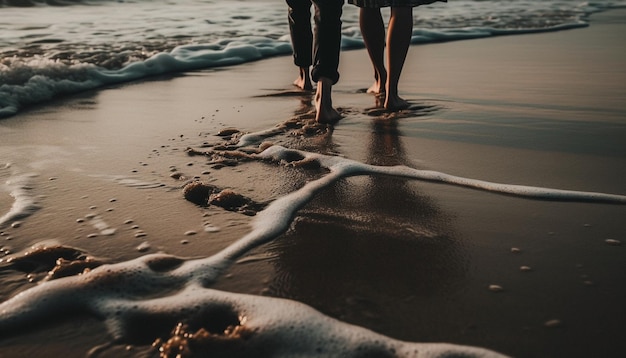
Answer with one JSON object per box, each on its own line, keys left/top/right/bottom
{"left": 0, "top": 37, "right": 293, "bottom": 118}
{"left": 0, "top": 168, "right": 40, "bottom": 229}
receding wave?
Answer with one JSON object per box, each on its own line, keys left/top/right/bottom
{"left": 1, "top": 0, "right": 623, "bottom": 118}
{"left": 0, "top": 37, "right": 294, "bottom": 119}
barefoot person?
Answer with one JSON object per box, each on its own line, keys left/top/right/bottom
{"left": 286, "top": 0, "right": 314, "bottom": 90}
{"left": 287, "top": 0, "right": 345, "bottom": 123}
{"left": 349, "top": 0, "right": 446, "bottom": 111}
{"left": 312, "top": 0, "right": 345, "bottom": 123}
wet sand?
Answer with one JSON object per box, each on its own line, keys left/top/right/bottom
{"left": 1, "top": 10, "right": 625, "bottom": 358}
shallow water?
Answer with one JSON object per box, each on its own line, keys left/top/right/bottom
{"left": 3, "top": 0, "right": 626, "bottom": 118}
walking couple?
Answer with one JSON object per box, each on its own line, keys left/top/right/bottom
{"left": 286, "top": 0, "right": 446, "bottom": 123}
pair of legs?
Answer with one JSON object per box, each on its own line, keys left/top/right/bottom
{"left": 359, "top": 6, "right": 413, "bottom": 110}
{"left": 286, "top": 0, "right": 344, "bottom": 123}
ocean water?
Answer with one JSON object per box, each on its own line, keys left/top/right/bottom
{"left": 1, "top": 0, "right": 625, "bottom": 118}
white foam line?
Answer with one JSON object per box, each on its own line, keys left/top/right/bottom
{"left": 0, "top": 173, "right": 40, "bottom": 229}
{"left": 203, "top": 145, "right": 626, "bottom": 268}
{"left": 236, "top": 128, "right": 285, "bottom": 147}
{"left": 0, "top": 252, "right": 506, "bottom": 357}
{"left": 260, "top": 146, "right": 626, "bottom": 204}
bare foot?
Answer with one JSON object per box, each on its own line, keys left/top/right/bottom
{"left": 366, "top": 81, "right": 385, "bottom": 94}
{"left": 384, "top": 93, "right": 410, "bottom": 111}
{"left": 315, "top": 78, "right": 341, "bottom": 124}
{"left": 293, "top": 67, "right": 313, "bottom": 91}
{"left": 366, "top": 71, "right": 386, "bottom": 94}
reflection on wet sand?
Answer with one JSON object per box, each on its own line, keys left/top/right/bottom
{"left": 266, "top": 111, "right": 467, "bottom": 339}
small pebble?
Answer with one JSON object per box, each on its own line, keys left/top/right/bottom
{"left": 131, "top": 225, "right": 140, "bottom": 229}
{"left": 204, "top": 225, "right": 220, "bottom": 233}
{"left": 137, "top": 242, "right": 151, "bottom": 252}
{"left": 605, "top": 239, "right": 621, "bottom": 246}
{"left": 184, "top": 230, "right": 197, "bottom": 236}
{"left": 520, "top": 266, "right": 532, "bottom": 272}
{"left": 488, "top": 284, "right": 504, "bottom": 292}
{"left": 134, "top": 232, "right": 147, "bottom": 238}
{"left": 101, "top": 228, "right": 116, "bottom": 236}
{"left": 124, "top": 220, "right": 134, "bottom": 224}
{"left": 87, "top": 233, "right": 98, "bottom": 239}
{"left": 76, "top": 218, "right": 85, "bottom": 223}
{"left": 180, "top": 240, "right": 189, "bottom": 245}
{"left": 544, "top": 319, "right": 561, "bottom": 328}
{"left": 109, "top": 198, "right": 117, "bottom": 202}
{"left": 510, "top": 247, "right": 521, "bottom": 253}
{"left": 11, "top": 221, "right": 22, "bottom": 229}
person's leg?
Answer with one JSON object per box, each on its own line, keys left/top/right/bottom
{"left": 311, "top": 0, "right": 344, "bottom": 123}
{"left": 287, "top": 0, "right": 314, "bottom": 90}
{"left": 385, "top": 6, "right": 412, "bottom": 110}
{"left": 359, "top": 7, "right": 387, "bottom": 94}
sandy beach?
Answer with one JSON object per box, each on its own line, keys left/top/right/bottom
{"left": 1, "top": 9, "right": 625, "bottom": 358}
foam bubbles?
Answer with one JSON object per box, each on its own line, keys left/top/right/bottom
{"left": 0, "top": 252, "right": 506, "bottom": 357}
{"left": 0, "top": 172, "right": 41, "bottom": 229}
{"left": 255, "top": 146, "right": 626, "bottom": 205}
